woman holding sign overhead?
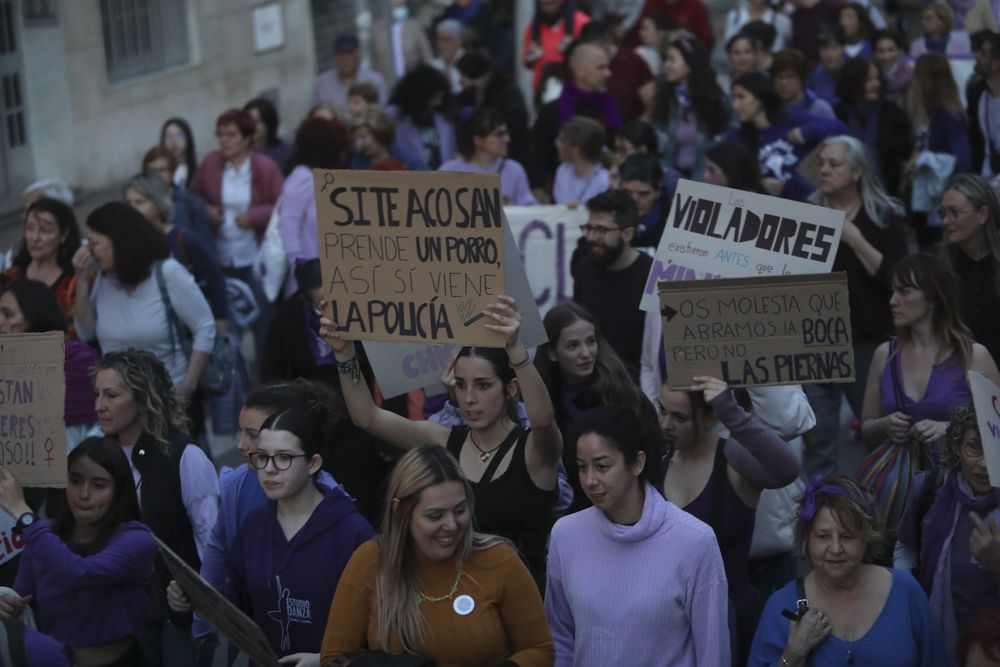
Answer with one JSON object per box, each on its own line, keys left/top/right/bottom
{"left": 658, "top": 376, "right": 800, "bottom": 664}
{"left": 802, "top": 135, "right": 909, "bottom": 481}
{"left": 319, "top": 294, "right": 562, "bottom": 588}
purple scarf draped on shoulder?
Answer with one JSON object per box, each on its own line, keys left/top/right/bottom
{"left": 916, "top": 469, "right": 1000, "bottom": 595}
{"left": 557, "top": 80, "right": 622, "bottom": 134}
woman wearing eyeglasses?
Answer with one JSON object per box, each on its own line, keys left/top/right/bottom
{"left": 937, "top": 174, "right": 1000, "bottom": 371}
{"left": 895, "top": 405, "right": 1000, "bottom": 655}
{"left": 439, "top": 108, "right": 536, "bottom": 206}
{"left": 169, "top": 404, "right": 374, "bottom": 666}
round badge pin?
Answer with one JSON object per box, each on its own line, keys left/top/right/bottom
{"left": 453, "top": 594, "right": 475, "bottom": 616}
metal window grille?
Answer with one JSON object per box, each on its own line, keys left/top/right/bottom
{"left": 2, "top": 73, "right": 25, "bottom": 147}
{"left": 0, "top": 1, "right": 15, "bottom": 56}
{"left": 24, "top": 0, "right": 58, "bottom": 25}
{"left": 100, "top": 0, "right": 190, "bottom": 83}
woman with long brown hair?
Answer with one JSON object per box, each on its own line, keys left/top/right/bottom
{"left": 859, "top": 255, "right": 1000, "bottom": 528}
{"left": 535, "top": 302, "right": 660, "bottom": 513}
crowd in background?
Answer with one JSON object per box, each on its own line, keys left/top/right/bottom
{"left": 0, "top": 0, "right": 1000, "bottom": 664}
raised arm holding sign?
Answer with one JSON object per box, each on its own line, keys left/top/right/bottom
{"left": 318, "top": 294, "right": 562, "bottom": 584}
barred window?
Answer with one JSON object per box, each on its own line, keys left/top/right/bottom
{"left": 2, "top": 72, "right": 24, "bottom": 147}
{"left": 100, "top": 0, "right": 190, "bottom": 83}
{"left": 24, "top": 0, "right": 58, "bottom": 26}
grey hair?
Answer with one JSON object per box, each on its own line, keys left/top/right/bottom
{"left": 943, "top": 173, "right": 1000, "bottom": 298}
{"left": 124, "top": 173, "right": 174, "bottom": 224}
{"left": 22, "top": 178, "right": 74, "bottom": 206}
{"left": 808, "top": 135, "right": 903, "bottom": 226}
{"left": 436, "top": 18, "right": 463, "bottom": 37}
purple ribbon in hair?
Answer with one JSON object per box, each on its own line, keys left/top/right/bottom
{"left": 798, "top": 475, "right": 873, "bottom": 533}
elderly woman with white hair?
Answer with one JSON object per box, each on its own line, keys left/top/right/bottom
{"left": 801, "top": 135, "right": 909, "bottom": 479}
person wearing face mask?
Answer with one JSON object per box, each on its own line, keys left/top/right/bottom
{"left": 545, "top": 406, "right": 729, "bottom": 666}
{"left": 2, "top": 198, "right": 82, "bottom": 339}
{"left": 0, "top": 438, "right": 155, "bottom": 667}
{"left": 571, "top": 190, "right": 651, "bottom": 378}
{"left": 895, "top": 406, "right": 1000, "bottom": 655}
{"left": 372, "top": 0, "right": 434, "bottom": 89}
{"left": 322, "top": 446, "right": 554, "bottom": 666}
{"left": 535, "top": 302, "right": 660, "bottom": 514}
{"left": 169, "top": 405, "right": 373, "bottom": 667}
{"left": 659, "top": 377, "right": 800, "bottom": 665}
{"left": 833, "top": 57, "right": 912, "bottom": 197}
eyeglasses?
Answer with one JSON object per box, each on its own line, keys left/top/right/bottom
{"left": 937, "top": 206, "right": 977, "bottom": 219}
{"left": 961, "top": 441, "right": 985, "bottom": 459}
{"left": 580, "top": 224, "right": 621, "bottom": 237}
{"left": 248, "top": 451, "right": 309, "bottom": 471}
{"left": 216, "top": 129, "right": 242, "bottom": 140}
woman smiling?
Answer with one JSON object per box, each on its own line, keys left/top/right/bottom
{"left": 321, "top": 446, "right": 554, "bottom": 666}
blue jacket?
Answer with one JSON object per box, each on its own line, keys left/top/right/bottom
{"left": 226, "top": 484, "right": 374, "bottom": 656}
{"left": 193, "top": 464, "right": 339, "bottom": 639}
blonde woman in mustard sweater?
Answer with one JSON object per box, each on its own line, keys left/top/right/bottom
{"left": 321, "top": 446, "right": 554, "bottom": 667}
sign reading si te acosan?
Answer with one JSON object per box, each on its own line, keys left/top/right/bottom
{"left": 0, "top": 332, "right": 66, "bottom": 487}
{"left": 658, "top": 273, "right": 854, "bottom": 389}
{"left": 640, "top": 179, "right": 845, "bottom": 312}
{"left": 314, "top": 170, "right": 507, "bottom": 346}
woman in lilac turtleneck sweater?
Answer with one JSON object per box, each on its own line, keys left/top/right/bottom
{"left": 545, "top": 406, "right": 730, "bottom": 667}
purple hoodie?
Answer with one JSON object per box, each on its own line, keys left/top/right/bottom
{"left": 225, "top": 485, "right": 374, "bottom": 656}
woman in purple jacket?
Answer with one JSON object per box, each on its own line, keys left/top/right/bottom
{"left": 169, "top": 404, "right": 373, "bottom": 665}
{"left": 0, "top": 437, "right": 156, "bottom": 667}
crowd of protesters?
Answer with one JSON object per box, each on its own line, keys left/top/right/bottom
{"left": 1, "top": 0, "right": 1000, "bottom": 664}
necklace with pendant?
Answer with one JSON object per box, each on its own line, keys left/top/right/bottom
{"left": 470, "top": 431, "right": 503, "bottom": 463}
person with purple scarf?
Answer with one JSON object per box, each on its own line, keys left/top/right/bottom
{"left": 528, "top": 42, "right": 620, "bottom": 201}
{"left": 896, "top": 405, "right": 1000, "bottom": 655}
{"left": 749, "top": 475, "right": 950, "bottom": 667}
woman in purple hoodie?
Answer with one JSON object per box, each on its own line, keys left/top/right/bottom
{"left": 0, "top": 437, "right": 155, "bottom": 666}
{"left": 169, "top": 405, "right": 374, "bottom": 665}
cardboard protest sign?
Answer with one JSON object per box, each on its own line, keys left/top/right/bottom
{"left": 314, "top": 169, "right": 507, "bottom": 346}
{"left": 504, "top": 205, "right": 586, "bottom": 315}
{"left": 968, "top": 371, "right": 1000, "bottom": 487}
{"left": 659, "top": 273, "right": 854, "bottom": 389}
{"left": 0, "top": 332, "right": 66, "bottom": 487}
{"left": 640, "top": 179, "right": 845, "bottom": 312}
{"left": 0, "top": 512, "right": 24, "bottom": 566}
{"left": 366, "top": 220, "right": 548, "bottom": 397}
{"left": 155, "top": 537, "right": 280, "bottom": 667}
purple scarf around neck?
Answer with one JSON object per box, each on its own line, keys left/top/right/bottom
{"left": 917, "top": 469, "right": 1000, "bottom": 595}
{"left": 556, "top": 79, "right": 622, "bottom": 134}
